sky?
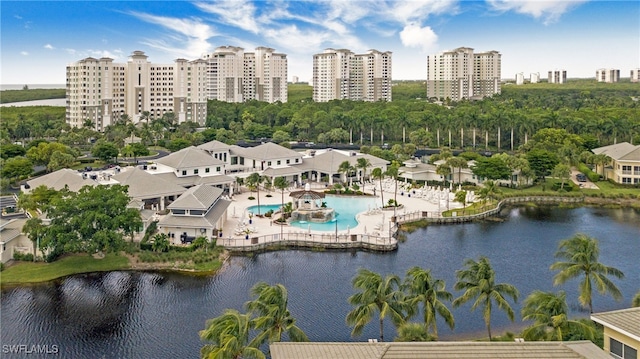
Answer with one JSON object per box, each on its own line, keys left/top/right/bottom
{"left": 1, "top": 0, "right": 639, "bottom": 85}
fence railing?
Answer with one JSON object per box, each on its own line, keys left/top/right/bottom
{"left": 221, "top": 231, "right": 397, "bottom": 253}
{"left": 393, "top": 196, "right": 584, "bottom": 225}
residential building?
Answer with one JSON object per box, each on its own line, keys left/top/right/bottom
{"left": 548, "top": 70, "right": 567, "bottom": 84}
{"left": 66, "top": 51, "right": 208, "bottom": 131}
{"left": 0, "top": 218, "right": 32, "bottom": 263}
{"left": 426, "top": 47, "right": 501, "bottom": 101}
{"left": 530, "top": 72, "right": 540, "bottom": 83}
{"left": 591, "top": 307, "right": 640, "bottom": 359}
{"left": 312, "top": 48, "right": 392, "bottom": 102}
{"left": 631, "top": 69, "right": 640, "bottom": 83}
{"left": 515, "top": 73, "right": 524, "bottom": 85}
{"left": 270, "top": 341, "right": 609, "bottom": 359}
{"left": 591, "top": 142, "right": 640, "bottom": 184}
{"left": 596, "top": 68, "right": 620, "bottom": 83}
{"left": 202, "top": 46, "right": 287, "bottom": 103}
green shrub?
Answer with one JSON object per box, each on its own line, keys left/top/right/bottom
{"left": 13, "top": 252, "right": 34, "bottom": 261}
{"left": 248, "top": 196, "right": 255, "bottom": 200}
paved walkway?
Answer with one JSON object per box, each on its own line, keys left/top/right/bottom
{"left": 218, "top": 181, "right": 464, "bottom": 247}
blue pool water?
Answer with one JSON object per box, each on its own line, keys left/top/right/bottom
{"left": 289, "top": 195, "right": 378, "bottom": 231}
{"left": 246, "top": 204, "right": 282, "bottom": 214}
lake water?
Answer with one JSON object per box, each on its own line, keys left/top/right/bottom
{"left": 1, "top": 206, "right": 638, "bottom": 358}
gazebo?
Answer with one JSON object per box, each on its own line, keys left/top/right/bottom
{"left": 289, "top": 183, "right": 335, "bottom": 223}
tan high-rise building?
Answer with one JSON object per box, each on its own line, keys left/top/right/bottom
{"left": 66, "top": 51, "right": 208, "bottom": 131}
{"left": 426, "top": 47, "right": 500, "bottom": 101}
{"left": 596, "top": 68, "right": 620, "bottom": 83}
{"left": 312, "top": 48, "right": 392, "bottom": 102}
{"left": 202, "top": 46, "right": 288, "bottom": 103}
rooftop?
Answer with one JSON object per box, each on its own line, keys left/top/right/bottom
{"left": 591, "top": 307, "right": 640, "bottom": 341}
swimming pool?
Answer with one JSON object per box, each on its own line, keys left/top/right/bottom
{"left": 246, "top": 204, "right": 282, "bottom": 214}
{"left": 290, "top": 195, "right": 377, "bottom": 231}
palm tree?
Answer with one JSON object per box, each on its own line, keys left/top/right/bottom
{"left": 246, "top": 173, "right": 264, "bottom": 215}
{"left": 453, "top": 256, "right": 519, "bottom": 341}
{"left": 371, "top": 167, "right": 385, "bottom": 208}
{"left": 403, "top": 266, "right": 455, "bottom": 339}
{"left": 346, "top": 268, "right": 406, "bottom": 342}
{"left": 273, "top": 176, "right": 288, "bottom": 225}
{"left": 338, "top": 160, "right": 353, "bottom": 186}
{"left": 633, "top": 291, "right": 640, "bottom": 307}
{"left": 454, "top": 190, "right": 467, "bottom": 215}
{"left": 591, "top": 153, "right": 610, "bottom": 179}
{"left": 245, "top": 282, "right": 309, "bottom": 346}
{"left": 356, "top": 157, "right": 371, "bottom": 193}
{"left": 521, "top": 290, "right": 595, "bottom": 341}
{"left": 446, "top": 157, "right": 468, "bottom": 185}
{"left": 385, "top": 161, "right": 402, "bottom": 210}
{"left": 477, "top": 180, "right": 500, "bottom": 205}
{"left": 550, "top": 233, "right": 625, "bottom": 313}
{"left": 199, "top": 309, "right": 265, "bottom": 359}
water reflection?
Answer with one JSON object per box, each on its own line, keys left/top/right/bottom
{"left": 1, "top": 207, "right": 639, "bottom": 358}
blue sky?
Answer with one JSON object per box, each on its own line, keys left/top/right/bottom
{"left": 1, "top": 0, "right": 638, "bottom": 84}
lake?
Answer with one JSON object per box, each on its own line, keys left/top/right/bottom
{"left": 1, "top": 206, "right": 638, "bottom": 358}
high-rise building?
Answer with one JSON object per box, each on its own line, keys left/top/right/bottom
{"left": 548, "top": 70, "right": 567, "bottom": 84}
{"left": 515, "top": 73, "right": 524, "bottom": 85}
{"left": 202, "top": 46, "right": 287, "bottom": 103}
{"left": 596, "top": 69, "right": 620, "bottom": 83}
{"left": 312, "top": 48, "right": 392, "bottom": 102}
{"left": 426, "top": 47, "right": 501, "bottom": 101}
{"left": 66, "top": 51, "right": 208, "bottom": 131}
{"left": 630, "top": 69, "right": 639, "bottom": 83}
{"left": 530, "top": 73, "right": 540, "bottom": 83}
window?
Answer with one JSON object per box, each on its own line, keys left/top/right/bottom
{"left": 205, "top": 168, "right": 210, "bottom": 173}
{"left": 622, "top": 177, "right": 632, "bottom": 184}
{"left": 194, "top": 169, "right": 199, "bottom": 175}
{"left": 267, "top": 161, "right": 272, "bottom": 166}
{"left": 277, "top": 160, "right": 281, "bottom": 165}
{"left": 216, "top": 167, "right": 221, "bottom": 172}
{"left": 622, "top": 165, "right": 632, "bottom": 175}
{"left": 286, "top": 159, "right": 290, "bottom": 164}
{"left": 295, "top": 158, "right": 299, "bottom": 163}
{"left": 182, "top": 170, "right": 187, "bottom": 176}
{"left": 610, "top": 338, "right": 637, "bottom": 359}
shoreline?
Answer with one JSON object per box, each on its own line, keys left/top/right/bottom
{"left": 2, "top": 198, "right": 638, "bottom": 288}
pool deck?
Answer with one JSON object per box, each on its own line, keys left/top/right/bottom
{"left": 219, "top": 181, "right": 463, "bottom": 252}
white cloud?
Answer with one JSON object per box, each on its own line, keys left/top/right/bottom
{"left": 487, "top": 0, "right": 588, "bottom": 24}
{"left": 194, "top": 0, "right": 259, "bottom": 33}
{"left": 44, "top": 44, "right": 54, "bottom": 50}
{"left": 399, "top": 23, "right": 438, "bottom": 51}
{"left": 129, "top": 11, "right": 216, "bottom": 58}
{"left": 20, "top": 51, "right": 29, "bottom": 56}
{"left": 387, "top": 0, "right": 458, "bottom": 23}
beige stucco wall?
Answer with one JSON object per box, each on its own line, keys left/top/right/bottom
{"left": 603, "top": 326, "right": 640, "bottom": 355}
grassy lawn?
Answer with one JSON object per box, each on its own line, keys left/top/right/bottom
{"left": 0, "top": 253, "right": 130, "bottom": 286}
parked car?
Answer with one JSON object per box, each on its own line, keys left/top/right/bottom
{"left": 576, "top": 173, "right": 587, "bottom": 182}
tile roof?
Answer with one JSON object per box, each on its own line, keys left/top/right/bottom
{"left": 112, "top": 167, "right": 186, "bottom": 198}
{"left": 592, "top": 142, "right": 640, "bottom": 161}
{"left": 197, "top": 140, "right": 231, "bottom": 152}
{"left": 234, "top": 142, "right": 302, "bottom": 161}
{"left": 301, "top": 150, "right": 388, "bottom": 174}
{"left": 270, "top": 341, "right": 609, "bottom": 359}
{"left": 155, "top": 146, "right": 225, "bottom": 169}
{"left": 591, "top": 307, "right": 640, "bottom": 341}
{"left": 159, "top": 199, "right": 230, "bottom": 228}
{"left": 168, "top": 185, "right": 223, "bottom": 210}
{"left": 26, "top": 168, "right": 95, "bottom": 192}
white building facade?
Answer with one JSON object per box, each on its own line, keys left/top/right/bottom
{"left": 202, "top": 46, "right": 288, "bottom": 103}
{"left": 630, "top": 68, "right": 640, "bottom": 83}
{"left": 426, "top": 47, "right": 501, "bottom": 101}
{"left": 548, "top": 70, "right": 567, "bottom": 84}
{"left": 66, "top": 51, "right": 208, "bottom": 131}
{"left": 312, "top": 48, "right": 392, "bottom": 102}
{"left": 596, "top": 69, "right": 620, "bottom": 83}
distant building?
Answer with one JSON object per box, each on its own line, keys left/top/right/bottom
{"left": 292, "top": 76, "right": 299, "bottom": 83}
{"left": 548, "top": 70, "right": 566, "bottom": 84}
{"left": 66, "top": 51, "right": 208, "bottom": 131}
{"left": 202, "top": 46, "right": 288, "bottom": 103}
{"left": 596, "top": 68, "right": 620, "bottom": 83}
{"left": 426, "top": 47, "right": 501, "bottom": 101}
{"left": 530, "top": 72, "right": 540, "bottom": 83}
{"left": 312, "top": 48, "right": 392, "bottom": 102}
{"left": 631, "top": 68, "right": 640, "bottom": 83}
{"left": 515, "top": 73, "right": 524, "bottom": 85}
